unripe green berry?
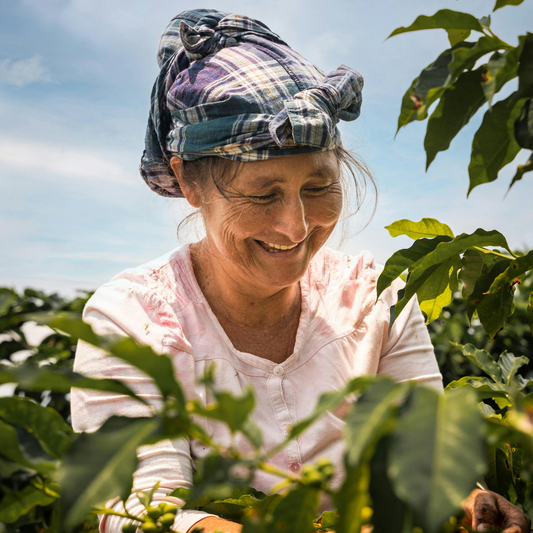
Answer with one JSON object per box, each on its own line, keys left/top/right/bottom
{"left": 160, "top": 503, "right": 178, "bottom": 515}
{"left": 141, "top": 521, "right": 160, "bottom": 533}
{"left": 122, "top": 523, "right": 138, "bottom": 533}
{"left": 159, "top": 513, "right": 176, "bottom": 528}
{"left": 147, "top": 507, "right": 163, "bottom": 520}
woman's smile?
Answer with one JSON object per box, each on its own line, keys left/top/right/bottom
{"left": 255, "top": 239, "right": 302, "bottom": 253}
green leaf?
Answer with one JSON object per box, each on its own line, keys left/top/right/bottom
{"left": 425, "top": 68, "right": 486, "bottom": 168}
{"left": 369, "top": 437, "right": 406, "bottom": 533}
{"left": 488, "top": 250, "right": 533, "bottom": 293}
{"left": 477, "top": 283, "right": 515, "bottom": 340}
{"left": 0, "top": 419, "right": 54, "bottom": 475}
{"left": 385, "top": 218, "right": 454, "bottom": 239}
{"left": 376, "top": 236, "right": 453, "bottom": 299}
{"left": 393, "top": 263, "right": 441, "bottom": 321}
{"left": 468, "top": 94, "right": 528, "bottom": 194}
{"left": 412, "top": 229, "right": 513, "bottom": 278}
{"left": 315, "top": 510, "right": 339, "bottom": 529}
{"left": 388, "top": 387, "right": 485, "bottom": 533}
{"left": 136, "top": 480, "right": 160, "bottom": 510}
{"left": 388, "top": 10, "right": 484, "bottom": 38}
{"left": 0, "top": 288, "right": 17, "bottom": 318}
{"left": 514, "top": 98, "right": 533, "bottom": 150}
{"left": 344, "top": 380, "right": 410, "bottom": 467}
{"left": 0, "top": 397, "right": 72, "bottom": 458}
{"left": 48, "top": 316, "right": 186, "bottom": 406}
{"left": 335, "top": 461, "right": 370, "bottom": 533}
{"left": 508, "top": 152, "right": 533, "bottom": 190}
{"left": 526, "top": 292, "right": 533, "bottom": 333}
{"left": 0, "top": 483, "right": 56, "bottom": 524}
{"left": 446, "top": 29, "right": 471, "bottom": 47}
{"left": 200, "top": 491, "right": 264, "bottom": 522}
{"left": 478, "top": 402, "right": 500, "bottom": 419}
{"left": 446, "top": 376, "right": 511, "bottom": 401}
{"left": 396, "top": 77, "right": 419, "bottom": 133}
{"left": 271, "top": 485, "right": 320, "bottom": 533}
{"left": 478, "top": 15, "right": 491, "bottom": 30}
{"left": 485, "top": 447, "right": 513, "bottom": 496}
{"left": 499, "top": 351, "right": 528, "bottom": 385}
{"left": 493, "top": 0, "right": 525, "bottom": 11}
{"left": 417, "top": 254, "right": 462, "bottom": 323}
{"left": 459, "top": 249, "right": 486, "bottom": 298}
{"left": 196, "top": 388, "right": 255, "bottom": 435}
{"left": 191, "top": 387, "right": 262, "bottom": 448}
{"left": 483, "top": 46, "right": 522, "bottom": 106}
{"left": 466, "top": 258, "right": 511, "bottom": 320}
{"left": 448, "top": 36, "right": 508, "bottom": 81}
{"left": 411, "top": 47, "right": 460, "bottom": 116}
{"left": 58, "top": 416, "right": 159, "bottom": 529}
{"left": 462, "top": 344, "right": 502, "bottom": 382}
{"left": 517, "top": 33, "right": 533, "bottom": 97}
{"left": 0, "top": 362, "right": 146, "bottom": 405}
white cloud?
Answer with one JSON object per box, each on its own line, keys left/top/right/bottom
{"left": 0, "top": 137, "right": 132, "bottom": 184}
{"left": 0, "top": 55, "right": 51, "bottom": 87}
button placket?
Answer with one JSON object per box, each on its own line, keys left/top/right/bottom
{"left": 267, "top": 370, "right": 302, "bottom": 473}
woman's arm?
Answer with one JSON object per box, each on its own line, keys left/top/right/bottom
{"left": 187, "top": 517, "right": 242, "bottom": 533}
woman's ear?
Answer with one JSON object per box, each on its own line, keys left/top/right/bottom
{"left": 170, "top": 157, "right": 201, "bottom": 208}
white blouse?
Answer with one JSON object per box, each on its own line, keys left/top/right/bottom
{"left": 71, "top": 245, "right": 443, "bottom": 532}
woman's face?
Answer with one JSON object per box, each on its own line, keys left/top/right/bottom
{"left": 192, "top": 150, "right": 343, "bottom": 292}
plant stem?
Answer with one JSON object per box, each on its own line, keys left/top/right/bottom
{"left": 472, "top": 246, "right": 517, "bottom": 260}
{"left": 93, "top": 507, "right": 140, "bottom": 521}
{"left": 256, "top": 461, "right": 299, "bottom": 482}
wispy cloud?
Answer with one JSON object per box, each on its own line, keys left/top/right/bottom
{"left": 0, "top": 137, "right": 133, "bottom": 184}
{"left": 0, "top": 55, "right": 51, "bottom": 87}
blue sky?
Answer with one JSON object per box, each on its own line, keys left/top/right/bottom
{"left": 1, "top": 0, "right": 532, "bottom": 296}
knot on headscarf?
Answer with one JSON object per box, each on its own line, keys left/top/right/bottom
{"left": 178, "top": 12, "right": 286, "bottom": 62}
{"left": 269, "top": 66, "right": 364, "bottom": 149}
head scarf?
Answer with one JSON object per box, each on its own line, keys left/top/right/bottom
{"left": 141, "top": 9, "right": 364, "bottom": 198}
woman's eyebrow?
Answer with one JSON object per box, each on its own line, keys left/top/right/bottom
{"left": 247, "top": 177, "right": 285, "bottom": 188}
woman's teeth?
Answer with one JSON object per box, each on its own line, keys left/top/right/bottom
{"left": 260, "top": 241, "right": 299, "bottom": 253}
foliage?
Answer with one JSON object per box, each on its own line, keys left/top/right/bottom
{"left": 1, "top": 2, "right": 533, "bottom": 533}
{"left": 0, "top": 292, "right": 531, "bottom": 533}
{"left": 389, "top": 3, "right": 533, "bottom": 194}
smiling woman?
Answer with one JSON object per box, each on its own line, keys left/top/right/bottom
{"left": 68, "top": 7, "right": 529, "bottom": 533}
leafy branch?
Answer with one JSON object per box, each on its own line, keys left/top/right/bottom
{"left": 389, "top": 2, "right": 533, "bottom": 194}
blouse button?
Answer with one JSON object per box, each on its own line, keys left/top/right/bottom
{"left": 273, "top": 365, "right": 285, "bottom": 376}
{"left": 289, "top": 462, "right": 301, "bottom": 473}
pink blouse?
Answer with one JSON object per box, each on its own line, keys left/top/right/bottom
{"left": 71, "top": 245, "right": 443, "bottom": 532}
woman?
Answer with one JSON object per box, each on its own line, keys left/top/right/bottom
{"left": 71, "top": 9, "right": 530, "bottom": 533}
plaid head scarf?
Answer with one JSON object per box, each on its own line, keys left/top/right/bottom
{"left": 141, "top": 9, "right": 364, "bottom": 198}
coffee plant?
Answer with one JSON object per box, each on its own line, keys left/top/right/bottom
{"left": 0, "top": 1, "right": 532, "bottom": 532}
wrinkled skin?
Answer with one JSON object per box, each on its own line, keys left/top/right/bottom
{"left": 461, "top": 489, "right": 531, "bottom": 532}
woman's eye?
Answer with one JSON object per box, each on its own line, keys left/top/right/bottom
{"left": 307, "top": 185, "right": 332, "bottom": 195}
{"left": 249, "top": 193, "right": 276, "bottom": 202}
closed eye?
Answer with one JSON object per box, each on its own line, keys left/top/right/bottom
{"left": 306, "top": 185, "right": 332, "bottom": 195}
{"left": 248, "top": 193, "right": 277, "bottom": 203}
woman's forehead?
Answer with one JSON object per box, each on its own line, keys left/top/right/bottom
{"left": 236, "top": 151, "right": 339, "bottom": 181}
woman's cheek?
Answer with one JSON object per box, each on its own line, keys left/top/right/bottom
{"left": 311, "top": 190, "right": 343, "bottom": 226}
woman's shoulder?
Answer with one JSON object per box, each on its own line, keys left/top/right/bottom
{"left": 90, "top": 244, "right": 196, "bottom": 309}
{"left": 82, "top": 245, "right": 195, "bottom": 352}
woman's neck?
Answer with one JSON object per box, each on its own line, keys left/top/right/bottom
{"left": 189, "top": 241, "right": 302, "bottom": 362}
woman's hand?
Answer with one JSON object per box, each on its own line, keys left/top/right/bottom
{"left": 461, "top": 489, "right": 531, "bottom": 532}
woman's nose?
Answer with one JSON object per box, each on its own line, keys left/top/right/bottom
{"left": 273, "top": 197, "right": 309, "bottom": 243}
